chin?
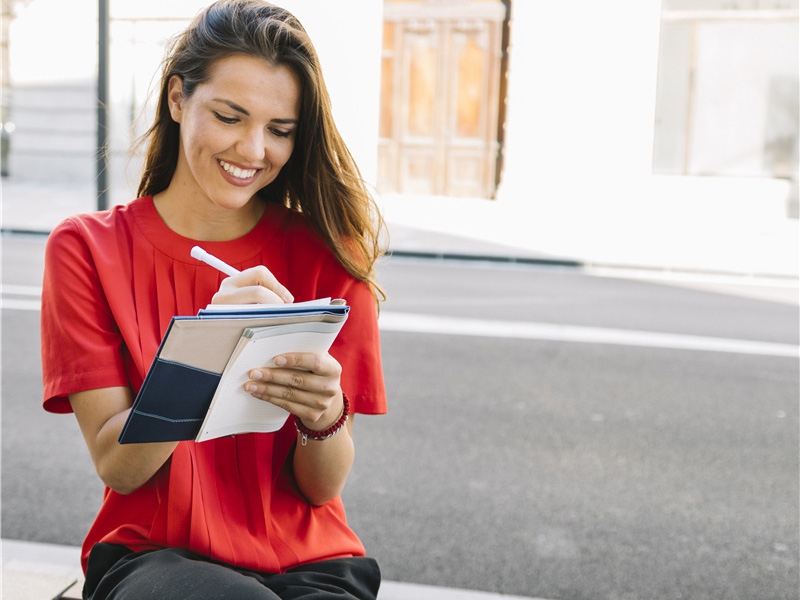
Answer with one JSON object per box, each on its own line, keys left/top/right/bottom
{"left": 206, "top": 192, "right": 256, "bottom": 211}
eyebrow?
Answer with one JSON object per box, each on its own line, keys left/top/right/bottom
{"left": 212, "top": 98, "right": 298, "bottom": 125}
{"left": 213, "top": 98, "right": 250, "bottom": 116}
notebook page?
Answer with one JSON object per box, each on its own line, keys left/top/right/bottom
{"left": 196, "top": 321, "right": 344, "bottom": 442}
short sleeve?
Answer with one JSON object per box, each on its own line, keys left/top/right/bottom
{"left": 330, "top": 276, "right": 387, "bottom": 415}
{"left": 41, "top": 219, "right": 129, "bottom": 413}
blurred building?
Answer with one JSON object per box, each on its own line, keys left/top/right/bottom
{"left": 496, "top": 0, "right": 798, "bottom": 225}
{"left": 0, "top": 0, "right": 383, "bottom": 213}
{"left": 1, "top": 0, "right": 797, "bottom": 229}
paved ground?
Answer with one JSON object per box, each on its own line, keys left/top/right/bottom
{"left": 3, "top": 182, "right": 798, "bottom": 600}
{"left": 2, "top": 232, "right": 798, "bottom": 599}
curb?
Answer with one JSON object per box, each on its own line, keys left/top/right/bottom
{"left": 1, "top": 539, "right": 551, "bottom": 600}
{"left": 387, "top": 249, "right": 583, "bottom": 269}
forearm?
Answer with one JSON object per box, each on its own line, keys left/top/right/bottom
{"left": 293, "top": 419, "right": 354, "bottom": 506}
{"left": 93, "top": 412, "right": 178, "bottom": 494}
{"left": 70, "top": 388, "right": 178, "bottom": 495}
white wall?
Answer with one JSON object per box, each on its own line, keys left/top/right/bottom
{"left": 689, "top": 21, "right": 798, "bottom": 176}
{"left": 498, "top": 0, "right": 662, "bottom": 218}
{"left": 497, "top": 0, "right": 793, "bottom": 224}
{"left": 280, "top": 0, "right": 383, "bottom": 186}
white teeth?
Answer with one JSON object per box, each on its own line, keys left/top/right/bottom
{"left": 218, "top": 160, "right": 257, "bottom": 179}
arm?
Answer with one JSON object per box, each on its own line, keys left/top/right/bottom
{"left": 43, "top": 222, "right": 174, "bottom": 494}
{"left": 245, "top": 353, "right": 354, "bottom": 506}
{"left": 68, "top": 266, "right": 293, "bottom": 495}
{"left": 294, "top": 417, "right": 355, "bottom": 506}
{"left": 69, "top": 387, "right": 178, "bottom": 495}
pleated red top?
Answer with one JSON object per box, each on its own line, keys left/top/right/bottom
{"left": 40, "top": 196, "right": 387, "bottom": 574}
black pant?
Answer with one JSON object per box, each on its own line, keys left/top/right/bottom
{"left": 83, "top": 543, "right": 381, "bottom": 600}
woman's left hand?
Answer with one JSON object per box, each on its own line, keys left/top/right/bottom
{"left": 244, "top": 352, "right": 344, "bottom": 430}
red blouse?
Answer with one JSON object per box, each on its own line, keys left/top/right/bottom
{"left": 40, "top": 196, "right": 387, "bottom": 574}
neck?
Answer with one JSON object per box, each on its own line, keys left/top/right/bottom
{"left": 152, "top": 189, "right": 266, "bottom": 242}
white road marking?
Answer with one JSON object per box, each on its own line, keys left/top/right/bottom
{"left": 1, "top": 284, "right": 43, "bottom": 296}
{"left": 2, "top": 298, "right": 41, "bottom": 311}
{"left": 3, "top": 289, "right": 796, "bottom": 358}
{"left": 378, "top": 312, "right": 799, "bottom": 358}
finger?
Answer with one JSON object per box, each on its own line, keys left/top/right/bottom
{"left": 247, "top": 364, "right": 339, "bottom": 398}
{"left": 211, "top": 266, "right": 293, "bottom": 304}
{"left": 245, "top": 266, "right": 294, "bottom": 303}
{"left": 243, "top": 378, "right": 336, "bottom": 423}
{"left": 212, "top": 284, "right": 285, "bottom": 305}
{"left": 251, "top": 383, "right": 333, "bottom": 409}
{"left": 245, "top": 379, "right": 315, "bottom": 404}
{"left": 272, "top": 352, "right": 341, "bottom": 377}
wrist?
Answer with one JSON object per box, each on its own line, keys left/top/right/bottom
{"left": 304, "top": 395, "right": 345, "bottom": 432}
{"left": 295, "top": 393, "right": 350, "bottom": 446}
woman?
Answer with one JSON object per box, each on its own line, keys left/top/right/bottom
{"left": 40, "top": 2, "right": 387, "bottom": 598}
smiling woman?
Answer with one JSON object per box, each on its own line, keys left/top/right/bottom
{"left": 137, "top": 0, "right": 386, "bottom": 292}
{"left": 39, "top": 2, "right": 387, "bottom": 599}
{"left": 155, "top": 54, "right": 302, "bottom": 239}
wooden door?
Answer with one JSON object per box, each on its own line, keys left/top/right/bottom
{"left": 378, "top": 0, "right": 508, "bottom": 198}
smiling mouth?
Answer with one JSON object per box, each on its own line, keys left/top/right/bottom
{"left": 218, "top": 159, "right": 259, "bottom": 180}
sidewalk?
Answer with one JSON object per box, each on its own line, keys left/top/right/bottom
{"left": 378, "top": 193, "right": 799, "bottom": 280}
{"left": 2, "top": 180, "right": 797, "bottom": 279}
{"left": 1, "top": 539, "right": 547, "bottom": 600}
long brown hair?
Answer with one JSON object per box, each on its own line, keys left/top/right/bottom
{"left": 137, "top": 0, "right": 386, "bottom": 301}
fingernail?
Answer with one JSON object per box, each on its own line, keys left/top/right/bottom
{"left": 250, "top": 369, "right": 263, "bottom": 380}
{"left": 274, "top": 356, "right": 287, "bottom": 367}
{"left": 244, "top": 383, "right": 257, "bottom": 393}
{"left": 283, "top": 292, "right": 294, "bottom": 303}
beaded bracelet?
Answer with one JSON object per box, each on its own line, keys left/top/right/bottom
{"left": 294, "top": 393, "right": 350, "bottom": 446}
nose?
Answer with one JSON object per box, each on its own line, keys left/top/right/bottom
{"left": 235, "top": 126, "right": 266, "bottom": 164}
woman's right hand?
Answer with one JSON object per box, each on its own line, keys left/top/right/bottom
{"left": 211, "top": 265, "right": 294, "bottom": 305}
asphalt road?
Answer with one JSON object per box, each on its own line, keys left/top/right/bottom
{"left": 2, "top": 233, "right": 798, "bottom": 600}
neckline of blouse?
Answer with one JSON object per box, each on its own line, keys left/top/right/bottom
{"left": 129, "top": 195, "right": 285, "bottom": 267}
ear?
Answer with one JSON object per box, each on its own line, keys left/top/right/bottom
{"left": 166, "top": 75, "right": 185, "bottom": 124}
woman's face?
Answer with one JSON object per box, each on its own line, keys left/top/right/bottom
{"left": 167, "top": 54, "right": 301, "bottom": 213}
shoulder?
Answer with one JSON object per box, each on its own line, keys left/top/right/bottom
{"left": 45, "top": 201, "right": 142, "bottom": 285}
{"left": 48, "top": 200, "right": 138, "bottom": 247}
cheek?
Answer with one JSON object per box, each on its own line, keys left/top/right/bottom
{"left": 275, "top": 141, "right": 295, "bottom": 168}
{"left": 182, "top": 121, "right": 225, "bottom": 162}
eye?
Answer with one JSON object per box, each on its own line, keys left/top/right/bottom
{"left": 270, "top": 128, "right": 293, "bottom": 139}
{"left": 213, "top": 111, "right": 239, "bottom": 125}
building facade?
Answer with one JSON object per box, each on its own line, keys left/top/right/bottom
{"left": 1, "top": 0, "right": 797, "bottom": 232}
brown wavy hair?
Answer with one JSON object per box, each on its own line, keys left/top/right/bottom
{"left": 137, "top": 0, "right": 386, "bottom": 301}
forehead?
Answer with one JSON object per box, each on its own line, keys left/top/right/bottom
{"left": 200, "top": 54, "right": 301, "bottom": 116}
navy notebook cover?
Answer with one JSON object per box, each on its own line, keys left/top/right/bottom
{"left": 120, "top": 356, "right": 221, "bottom": 443}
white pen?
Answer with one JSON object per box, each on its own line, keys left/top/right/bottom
{"left": 190, "top": 246, "right": 240, "bottom": 277}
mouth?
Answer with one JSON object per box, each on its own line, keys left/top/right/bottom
{"left": 217, "top": 159, "right": 260, "bottom": 180}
